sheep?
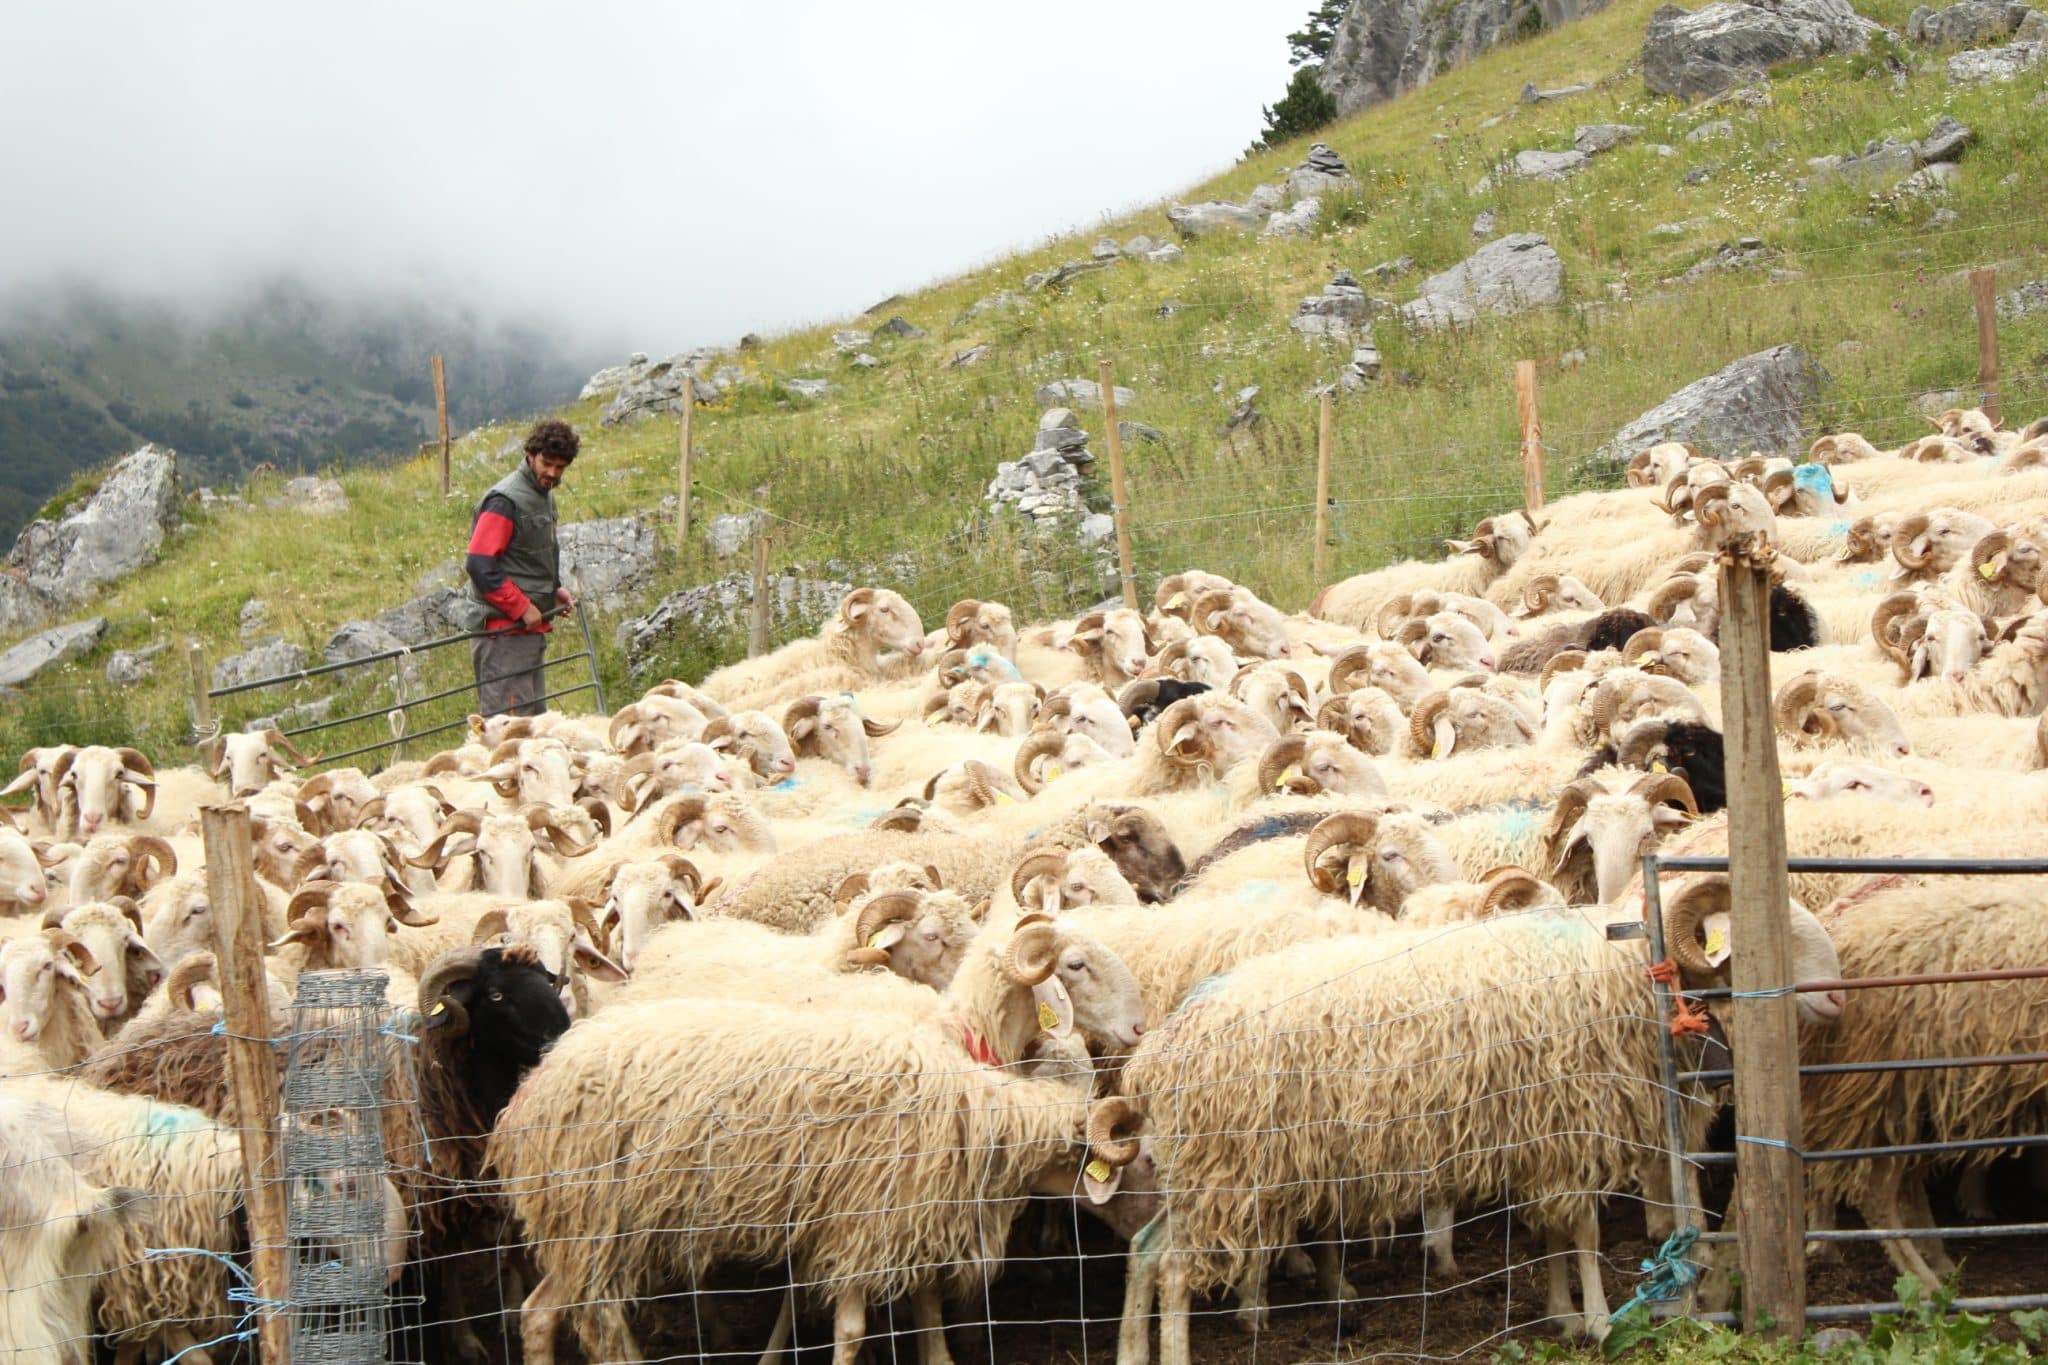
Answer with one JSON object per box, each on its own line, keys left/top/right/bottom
{"left": 0, "top": 825, "right": 60, "bottom": 914}
{"left": 1869, "top": 590, "right": 1995, "bottom": 684}
{"left": 1068, "top": 608, "right": 1155, "bottom": 689}
{"left": 1784, "top": 762, "right": 1934, "bottom": 805}
{"left": 210, "top": 727, "right": 312, "bottom": 799}
{"left": 1625, "top": 441, "right": 1703, "bottom": 489}
{"left": 1311, "top": 509, "right": 1538, "bottom": 630}
{"left": 1382, "top": 607, "right": 1501, "bottom": 674}
{"left": 475, "top": 735, "right": 584, "bottom": 810}
{"left": 1242, "top": 730, "right": 1388, "bottom": 802}
{"left": 295, "top": 767, "right": 381, "bottom": 836}
{"left": 1009, "top": 844, "right": 1141, "bottom": 917}
{"left": 64, "top": 833, "right": 179, "bottom": 906}
{"left": 1313, "top": 685, "right": 1407, "bottom": 758}
{"left": 492, "top": 916, "right": 1148, "bottom": 1365}
{"left": 0, "top": 1098, "right": 149, "bottom": 1363}
{"left": 606, "top": 689, "right": 714, "bottom": 755}
{"left": 1405, "top": 687, "right": 1536, "bottom": 758}
{"left": 1040, "top": 682, "right": 1138, "bottom": 758}
{"left": 406, "top": 806, "right": 595, "bottom": 896}
{"left": 700, "top": 708, "right": 800, "bottom": 783}
{"left": 1940, "top": 520, "right": 2048, "bottom": 617}
{"left": 1540, "top": 770, "right": 1700, "bottom": 905}
{"left": 1191, "top": 584, "right": 1295, "bottom": 659}
{"left": 1890, "top": 507, "right": 1998, "bottom": 581}
{"left": 1013, "top": 727, "right": 1116, "bottom": 795}
{"left": 1147, "top": 636, "right": 1239, "bottom": 688}
{"left": 616, "top": 739, "right": 746, "bottom": 810}
{"left": 785, "top": 692, "right": 897, "bottom": 786}
{"left": 699, "top": 586, "right": 928, "bottom": 709}
{"left": 1620, "top": 625, "right": 1720, "bottom": 686}
{"left": 0, "top": 928, "right": 103, "bottom": 1074}
{"left": 38, "top": 900, "right": 163, "bottom": 1033}
{"left": 587, "top": 853, "right": 722, "bottom": 972}
{"left": 48, "top": 746, "right": 156, "bottom": 841}
{"left": 1105, "top": 875, "right": 1845, "bottom": 1363}
{"left": 1886, "top": 610, "right": 2048, "bottom": 718}
{"left": 1774, "top": 670, "right": 1913, "bottom": 757}
{"left": 1228, "top": 662, "right": 1318, "bottom": 734}
{"left": 247, "top": 809, "right": 322, "bottom": 889}
{"left": 2, "top": 744, "right": 80, "bottom": 834}
{"left": 1579, "top": 717, "right": 1729, "bottom": 813}
{"left": 1800, "top": 877, "right": 2048, "bottom": 1290}
{"left": 942, "top": 597, "right": 1019, "bottom": 659}
{"left": 267, "top": 879, "right": 438, "bottom": 979}
{"left": 1513, "top": 573, "right": 1605, "bottom": 619}
{"left": 1500, "top": 607, "right": 1659, "bottom": 675}
{"left": 1180, "top": 809, "right": 1460, "bottom": 913}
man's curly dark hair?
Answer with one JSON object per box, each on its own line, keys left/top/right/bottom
{"left": 524, "top": 418, "right": 580, "bottom": 463}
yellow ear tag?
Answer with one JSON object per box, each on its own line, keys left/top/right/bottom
{"left": 1981, "top": 554, "right": 2006, "bottom": 580}
{"left": 1275, "top": 764, "right": 1301, "bottom": 791}
{"left": 1167, "top": 593, "right": 1187, "bottom": 609}
{"left": 996, "top": 791, "right": 1016, "bottom": 805}
{"left": 1430, "top": 739, "right": 1444, "bottom": 759}
{"left": 1128, "top": 714, "right": 1142, "bottom": 730}
{"left": 1084, "top": 1158, "right": 1113, "bottom": 1183}
{"left": 1345, "top": 864, "right": 1366, "bottom": 887}
{"left": 1703, "top": 925, "right": 1729, "bottom": 959}
{"left": 1045, "top": 764, "right": 1064, "bottom": 783}
{"left": 1652, "top": 761, "right": 1668, "bottom": 773}
{"left": 428, "top": 1001, "right": 447, "bottom": 1016}
{"left": 868, "top": 930, "right": 889, "bottom": 950}
{"left": 925, "top": 712, "right": 943, "bottom": 726}
{"left": 1038, "top": 1000, "right": 1059, "bottom": 1029}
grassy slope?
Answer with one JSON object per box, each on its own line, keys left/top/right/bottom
{"left": 6, "top": 0, "right": 2046, "bottom": 766}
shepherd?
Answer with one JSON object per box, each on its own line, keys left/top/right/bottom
{"left": 460, "top": 418, "right": 578, "bottom": 717}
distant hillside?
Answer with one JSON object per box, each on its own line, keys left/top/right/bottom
{"left": 0, "top": 277, "right": 596, "bottom": 539}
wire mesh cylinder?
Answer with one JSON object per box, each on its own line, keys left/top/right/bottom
{"left": 283, "top": 969, "right": 398, "bottom": 1365}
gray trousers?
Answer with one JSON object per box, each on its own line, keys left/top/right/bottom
{"left": 472, "top": 630, "right": 550, "bottom": 718}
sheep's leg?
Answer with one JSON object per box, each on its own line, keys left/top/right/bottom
{"left": 1312, "top": 1237, "right": 1357, "bottom": 1301}
{"left": 163, "top": 1327, "right": 214, "bottom": 1365}
{"left": 912, "top": 1285, "right": 955, "bottom": 1365}
{"left": 1543, "top": 1227, "right": 1581, "bottom": 1335}
{"left": 1159, "top": 1252, "right": 1193, "bottom": 1365}
{"left": 1276, "top": 1243, "right": 1316, "bottom": 1281}
{"left": 1807, "top": 1197, "right": 1844, "bottom": 1263}
{"left": 757, "top": 1288, "right": 795, "bottom": 1365}
{"left": 830, "top": 1286, "right": 867, "bottom": 1365}
{"left": 1232, "top": 1253, "right": 1270, "bottom": 1334}
{"left": 1118, "top": 1240, "right": 1159, "bottom": 1365}
{"left": 1899, "top": 1175, "right": 1959, "bottom": 1281}
{"left": 1638, "top": 1158, "right": 1675, "bottom": 1243}
{"left": 1862, "top": 1166, "right": 1944, "bottom": 1292}
{"left": 1423, "top": 1200, "right": 1461, "bottom": 1280}
{"left": 1957, "top": 1163, "right": 1995, "bottom": 1220}
{"left": 1572, "top": 1207, "right": 1611, "bottom": 1342}
{"left": 518, "top": 1271, "right": 568, "bottom": 1365}
{"left": 113, "top": 1344, "right": 143, "bottom": 1365}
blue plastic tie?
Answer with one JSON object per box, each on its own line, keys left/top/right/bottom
{"left": 1608, "top": 1224, "right": 1702, "bottom": 1323}
{"left": 1728, "top": 984, "right": 1796, "bottom": 999}
{"left": 1737, "top": 1134, "right": 1797, "bottom": 1150}
{"left": 145, "top": 1247, "right": 276, "bottom": 1363}
{"left": 209, "top": 1019, "right": 226, "bottom": 1035}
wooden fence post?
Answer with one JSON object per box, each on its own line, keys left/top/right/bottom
{"left": 678, "top": 388, "right": 695, "bottom": 550}
{"left": 432, "top": 353, "right": 451, "bottom": 498}
{"left": 1970, "top": 268, "right": 2002, "bottom": 429}
{"left": 748, "top": 532, "right": 772, "bottom": 658}
{"left": 1099, "top": 359, "right": 1139, "bottom": 611}
{"left": 1515, "top": 360, "right": 1545, "bottom": 512}
{"left": 1718, "top": 543, "right": 1807, "bottom": 1338}
{"left": 202, "top": 803, "right": 293, "bottom": 1364}
{"left": 1313, "top": 389, "right": 1335, "bottom": 599}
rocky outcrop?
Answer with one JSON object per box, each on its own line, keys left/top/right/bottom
{"left": 105, "top": 642, "right": 169, "bottom": 686}
{"left": 213, "top": 639, "right": 309, "bottom": 691}
{"left": 1036, "top": 379, "right": 1135, "bottom": 411}
{"left": 0, "top": 618, "right": 107, "bottom": 687}
{"left": 1946, "top": 39, "right": 2044, "bottom": 79}
{"left": 1316, "top": 0, "right": 1613, "bottom": 115}
{"left": 987, "top": 409, "right": 1096, "bottom": 523}
{"left": 1165, "top": 201, "right": 1269, "bottom": 238}
{"left": 1907, "top": 0, "right": 2038, "bottom": 45}
{"left": 599, "top": 354, "right": 719, "bottom": 426}
{"left": 560, "top": 516, "right": 658, "bottom": 611}
{"left": 5, "top": 447, "right": 181, "bottom": 630}
{"left": 619, "top": 573, "right": 853, "bottom": 680}
{"left": 1291, "top": 269, "right": 1385, "bottom": 342}
{"left": 1642, "top": 0, "right": 1883, "bottom": 101}
{"left": 1587, "top": 344, "right": 1828, "bottom": 474}
{"left": 1400, "top": 234, "right": 1564, "bottom": 328}
{"left": 323, "top": 620, "right": 406, "bottom": 666}
{"left": 1999, "top": 279, "right": 2048, "bottom": 318}
{"left": 1802, "top": 114, "right": 1972, "bottom": 188}
{"left": 267, "top": 476, "right": 348, "bottom": 514}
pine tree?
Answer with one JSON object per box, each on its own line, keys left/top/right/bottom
{"left": 1249, "top": 65, "right": 1338, "bottom": 154}
{"left": 1286, "top": 0, "right": 1349, "bottom": 66}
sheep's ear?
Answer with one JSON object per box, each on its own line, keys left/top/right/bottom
{"left": 1082, "top": 1160, "right": 1123, "bottom": 1205}
{"left": 1700, "top": 911, "right": 1733, "bottom": 969}
{"left": 572, "top": 939, "right": 630, "bottom": 983}
{"left": 267, "top": 924, "right": 321, "bottom": 951}
{"left": 1031, "top": 975, "right": 1074, "bottom": 1039}
{"left": 969, "top": 897, "right": 991, "bottom": 922}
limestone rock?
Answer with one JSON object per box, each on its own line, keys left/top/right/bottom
{"left": 1165, "top": 200, "right": 1269, "bottom": 238}
{"left": 1118, "top": 421, "right": 1165, "bottom": 445}
{"left": 1286, "top": 142, "right": 1358, "bottom": 203}
{"left": 1318, "top": 0, "right": 1612, "bottom": 115}
{"left": 1471, "top": 209, "right": 1499, "bottom": 240}
{"left": 7, "top": 446, "right": 180, "bottom": 613}
{"left": 1036, "top": 379, "right": 1135, "bottom": 411}
{"left": 324, "top": 619, "right": 405, "bottom": 666}
{"left": 1947, "top": 40, "right": 2044, "bottom": 79}
{"left": 0, "top": 578, "right": 58, "bottom": 637}
{"left": 560, "top": 517, "right": 658, "bottom": 611}
{"left": 784, "top": 378, "right": 834, "bottom": 400}
{"left": 1078, "top": 513, "right": 1117, "bottom": 547}
{"left": 269, "top": 476, "right": 349, "bottom": 514}
{"left": 875, "top": 316, "right": 927, "bottom": 339}
{"left": 1262, "top": 198, "right": 1323, "bottom": 238}
{"left": 830, "top": 330, "right": 872, "bottom": 353}
{"left": 1400, "top": 234, "right": 1564, "bottom": 328}
{"left": 1026, "top": 258, "right": 1113, "bottom": 290}
{"left": 1687, "top": 118, "right": 1736, "bottom": 140}
{"left": 621, "top": 575, "right": 852, "bottom": 680}
{"left": 1510, "top": 148, "right": 1590, "bottom": 179}
{"left": 1907, "top": 0, "right": 2034, "bottom": 45}
{"left": 1143, "top": 243, "right": 1187, "bottom": 264}
{"left": 1918, "top": 114, "right": 1974, "bottom": 163}
{"left": 599, "top": 356, "right": 717, "bottom": 426}
{"left": 105, "top": 641, "right": 167, "bottom": 686}
{"left": 1587, "top": 344, "right": 1828, "bottom": 473}
{"left": 707, "top": 512, "right": 765, "bottom": 557}
{"left": 949, "top": 345, "right": 992, "bottom": 368}
{"left": 1998, "top": 279, "right": 2048, "bottom": 317}
{"left": 1521, "top": 81, "right": 1593, "bottom": 101}
{"left": 0, "top": 618, "right": 106, "bottom": 687}
{"left": 1642, "top": 0, "right": 1883, "bottom": 101}
{"left": 1575, "top": 123, "right": 1642, "bottom": 153}
{"left": 213, "top": 639, "right": 309, "bottom": 692}
{"left": 1091, "top": 237, "right": 1123, "bottom": 260}
{"left": 376, "top": 587, "right": 464, "bottom": 646}
{"left": 1123, "top": 234, "right": 1159, "bottom": 256}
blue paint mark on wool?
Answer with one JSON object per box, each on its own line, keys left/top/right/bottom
{"left": 1852, "top": 570, "right": 1881, "bottom": 591}
{"left": 966, "top": 646, "right": 1023, "bottom": 682}
{"left": 1251, "top": 815, "right": 1288, "bottom": 839}
{"left": 1232, "top": 879, "right": 1280, "bottom": 906}
{"left": 771, "top": 778, "right": 800, "bottom": 791}
{"left": 1489, "top": 806, "right": 1538, "bottom": 841}
{"left": 1794, "top": 464, "right": 1835, "bottom": 499}
{"left": 1825, "top": 518, "right": 1851, "bottom": 543}
{"left": 1184, "top": 971, "right": 1234, "bottom": 1003}
{"left": 147, "top": 1106, "right": 201, "bottom": 1137}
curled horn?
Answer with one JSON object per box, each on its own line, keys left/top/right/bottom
{"left": 41, "top": 928, "right": 95, "bottom": 975}
{"left": 870, "top": 801, "right": 926, "bottom": 833}
{"left": 1519, "top": 574, "right": 1561, "bottom": 615}
{"left": 470, "top": 908, "right": 511, "bottom": 945}
{"left": 1621, "top": 628, "right": 1667, "bottom": 671}
{"left": 945, "top": 599, "right": 983, "bottom": 646}
{"left": 1154, "top": 575, "right": 1189, "bottom": 615}
{"left": 862, "top": 715, "right": 899, "bottom": 739}
{"left": 849, "top": 891, "right": 923, "bottom": 966}
{"left": 1326, "top": 646, "right": 1372, "bottom": 697}
{"left": 1629, "top": 771, "right": 1699, "bottom": 818}
{"left": 1408, "top": 691, "right": 1452, "bottom": 759}
{"left": 1152, "top": 640, "right": 1192, "bottom": 679}
{"left": 284, "top": 880, "right": 339, "bottom": 925}
{"left": 1891, "top": 513, "right": 1934, "bottom": 572}
{"left": 1587, "top": 675, "right": 1630, "bottom": 739}
{"left": 655, "top": 795, "right": 709, "bottom": 848}
{"left": 1013, "top": 730, "right": 1067, "bottom": 796}
{"left": 1869, "top": 593, "right": 1922, "bottom": 670}
{"left": 406, "top": 810, "right": 484, "bottom": 868}
{"left": 1257, "top": 735, "right": 1317, "bottom": 796}
{"left": 607, "top": 705, "right": 646, "bottom": 754}
{"left": 1646, "top": 574, "right": 1702, "bottom": 624}
{"left": 933, "top": 649, "right": 971, "bottom": 688}
{"left": 1655, "top": 470, "right": 1692, "bottom": 518}
{"left": 1001, "top": 920, "right": 1059, "bottom": 986}
{"left": 418, "top": 947, "right": 486, "bottom": 1035}
{"left": 1538, "top": 649, "right": 1589, "bottom": 696}
{"left": 127, "top": 836, "right": 178, "bottom": 892}
{"left": 164, "top": 953, "right": 218, "bottom": 1011}
{"left": 1393, "top": 617, "right": 1430, "bottom": 659}
{"left": 568, "top": 897, "right": 607, "bottom": 953}
{"left": 115, "top": 747, "right": 155, "bottom": 781}
{"left": 263, "top": 728, "right": 311, "bottom": 767}
{"left": 1762, "top": 467, "right": 1797, "bottom": 510}
{"left": 923, "top": 691, "right": 956, "bottom": 725}
{"left": 1067, "top": 612, "right": 1106, "bottom": 657}
{"left": 1773, "top": 673, "right": 1834, "bottom": 743}
{"left": 1315, "top": 695, "right": 1352, "bottom": 735}
{"left": 1614, "top": 718, "right": 1673, "bottom": 770}
{"left": 782, "top": 696, "right": 824, "bottom": 753}
{"left": 831, "top": 873, "right": 871, "bottom": 908}
{"left": 1662, "top": 876, "right": 1729, "bottom": 976}
{"left": 1626, "top": 449, "right": 1656, "bottom": 488}
{"left": 1152, "top": 698, "right": 1209, "bottom": 766}
{"left": 1087, "top": 1096, "right": 1146, "bottom": 1167}
{"left": 838, "top": 586, "right": 878, "bottom": 624}
{"left": 1692, "top": 480, "right": 1733, "bottom": 530}
{"left": 1374, "top": 594, "right": 1416, "bottom": 639}
{"left": 484, "top": 740, "right": 526, "bottom": 799}
{"left": 698, "top": 716, "right": 734, "bottom": 750}
{"left": 1302, "top": 811, "right": 1380, "bottom": 894}
{"left": 577, "top": 796, "right": 613, "bottom": 840}
{"left": 960, "top": 759, "right": 1007, "bottom": 809}
{"left": 1010, "top": 848, "right": 1069, "bottom": 905}
{"left": 524, "top": 804, "right": 596, "bottom": 858}
{"left": 1971, "top": 530, "right": 2013, "bottom": 585}
{"left": 1479, "top": 866, "right": 1550, "bottom": 914}
{"left": 1116, "top": 678, "right": 1162, "bottom": 720}
{"left": 1731, "top": 455, "right": 1770, "bottom": 485}
{"left": 1190, "top": 589, "right": 1236, "bottom": 637}
{"left": 1543, "top": 780, "right": 1599, "bottom": 871}
{"left": 106, "top": 895, "right": 143, "bottom": 933}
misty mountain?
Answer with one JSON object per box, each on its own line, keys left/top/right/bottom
{"left": 0, "top": 277, "right": 597, "bottom": 540}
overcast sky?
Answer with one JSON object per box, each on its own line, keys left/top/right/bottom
{"left": 1, "top": 2, "right": 1307, "bottom": 358}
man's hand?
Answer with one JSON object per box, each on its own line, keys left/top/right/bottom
{"left": 520, "top": 603, "right": 544, "bottom": 630}
{"left": 555, "top": 588, "right": 576, "bottom": 618}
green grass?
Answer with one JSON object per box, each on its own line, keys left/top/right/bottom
{"left": 6, "top": 0, "right": 2047, "bottom": 767}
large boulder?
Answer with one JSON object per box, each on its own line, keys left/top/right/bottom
{"left": 1907, "top": 0, "right": 2036, "bottom": 45}
{"left": 1036, "top": 379, "right": 1136, "bottom": 411}
{"left": 619, "top": 573, "right": 852, "bottom": 680}
{"left": 1946, "top": 39, "right": 2044, "bottom": 79}
{"left": 0, "top": 578, "right": 59, "bottom": 637}
{"left": 377, "top": 587, "right": 464, "bottom": 646}
{"left": 1509, "top": 148, "right": 1591, "bottom": 179}
{"left": 598, "top": 354, "right": 718, "bottom": 426}
{"left": 0, "top": 618, "right": 107, "bottom": 687}
{"left": 7, "top": 446, "right": 181, "bottom": 614}
{"left": 1587, "top": 344, "right": 1829, "bottom": 474}
{"left": 1642, "top": 0, "right": 1884, "bottom": 100}
{"left": 213, "top": 639, "right": 310, "bottom": 692}
{"left": 560, "top": 516, "right": 658, "bottom": 612}
{"left": 1400, "top": 234, "right": 1565, "bottom": 328}
{"left": 324, "top": 619, "right": 406, "bottom": 666}
{"left": 1317, "top": 0, "right": 1613, "bottom": 114}
{"left": 1164, "top": 201, "right": 1269, "bottom": 238}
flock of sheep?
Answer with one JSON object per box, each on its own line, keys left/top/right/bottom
{"left": 5, "top": 401, "right": 2048, "bottom": 1365}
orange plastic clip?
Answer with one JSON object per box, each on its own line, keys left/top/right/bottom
{"left": 1647, "top": 958, "right": 1712, "bottom": 1037}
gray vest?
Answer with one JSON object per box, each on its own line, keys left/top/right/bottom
{"left": 461, "top": 461, "right": 560, "bottom": 630}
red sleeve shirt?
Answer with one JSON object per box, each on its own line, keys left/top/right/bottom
{"left": 465, "top": 493, "right": 539, "bottom": 629}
